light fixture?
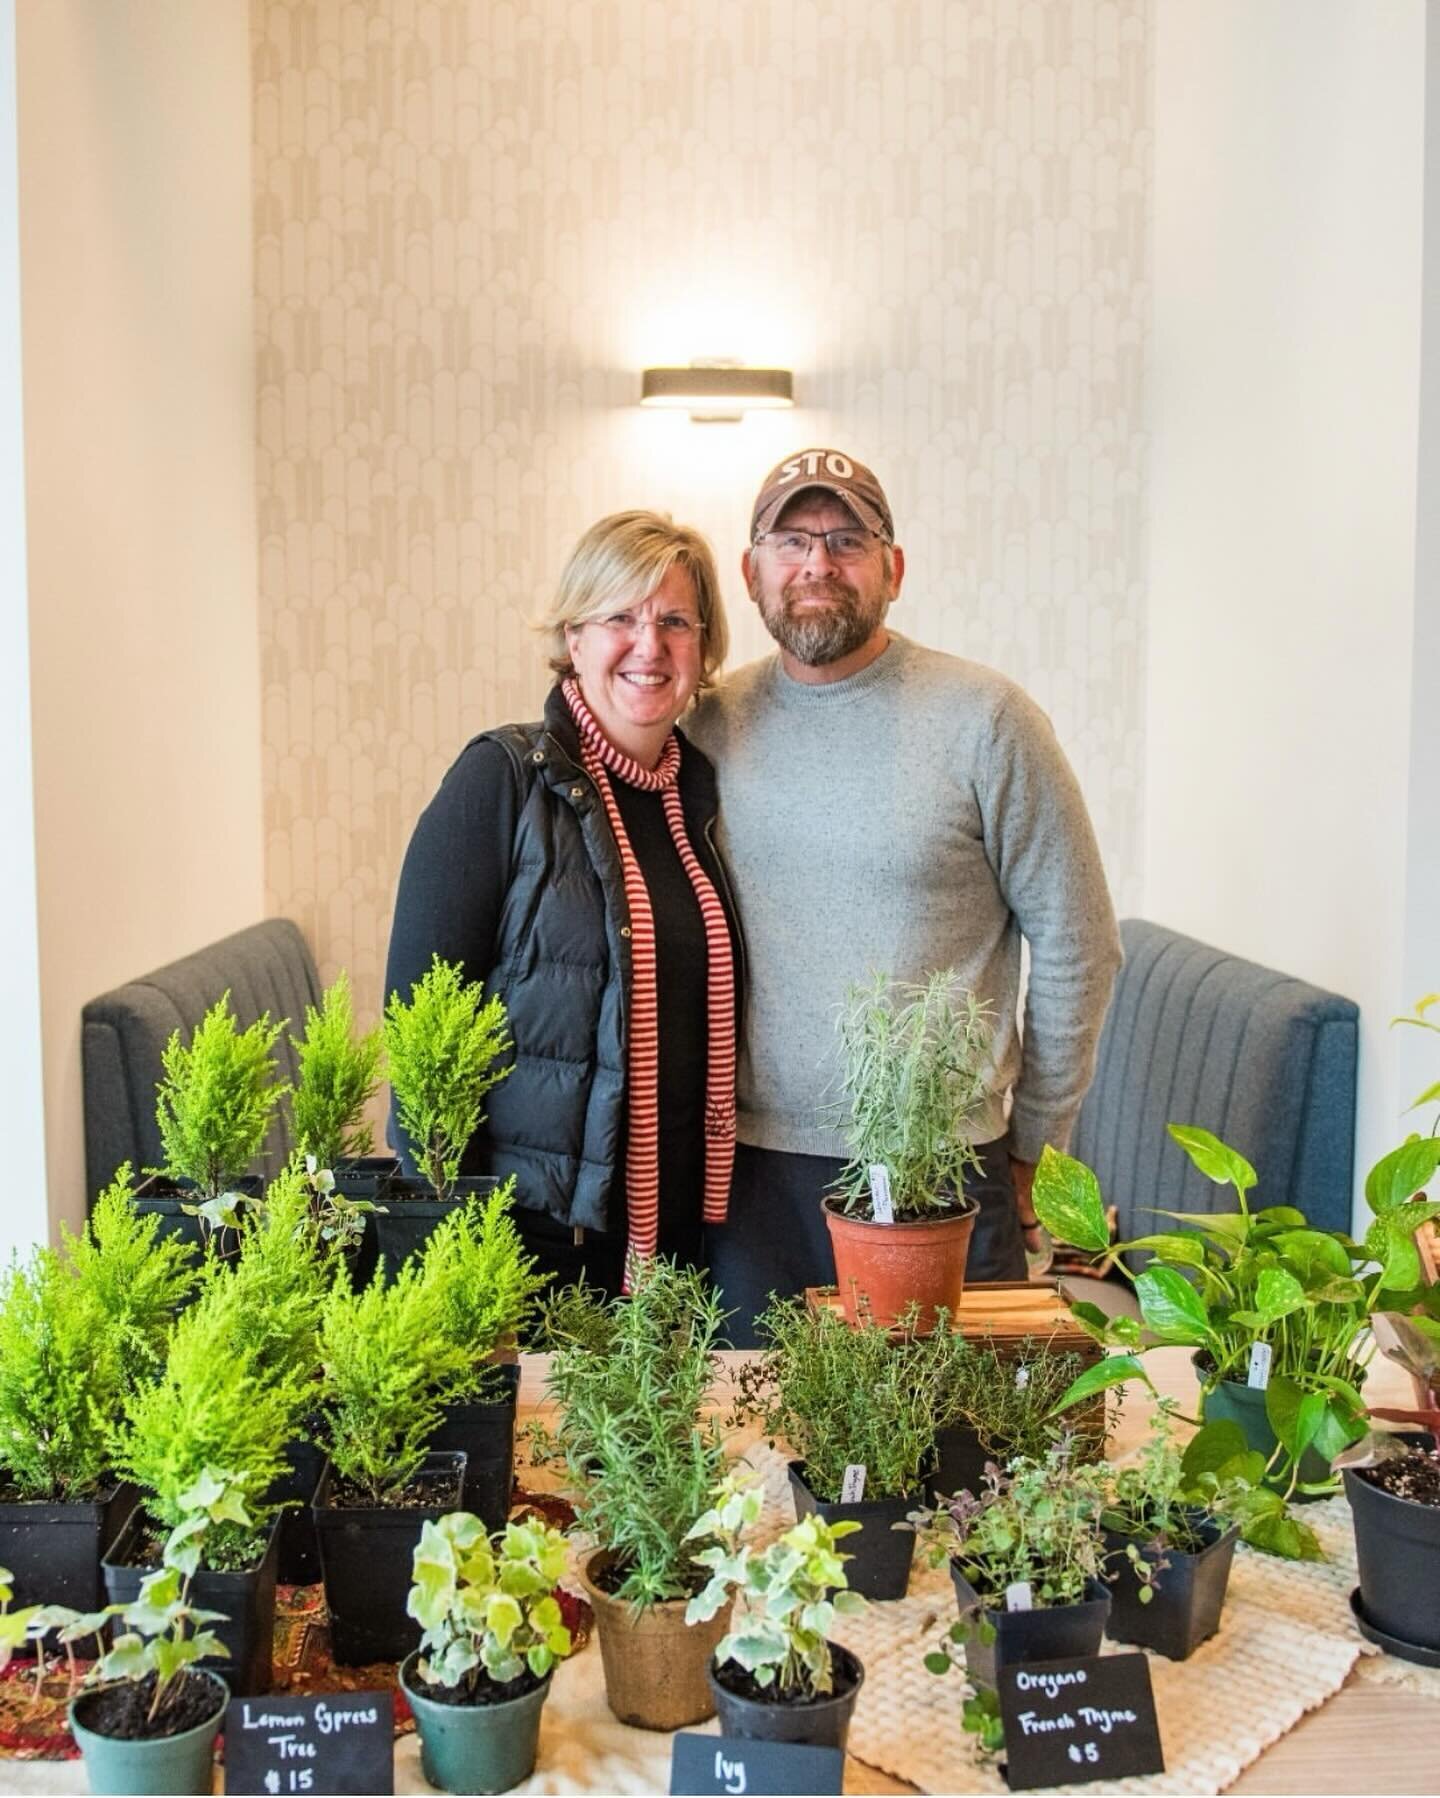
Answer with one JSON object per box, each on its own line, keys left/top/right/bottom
{"left": 639, "top": 360, "right": 794, "bottom": 423}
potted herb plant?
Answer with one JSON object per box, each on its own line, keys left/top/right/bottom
{"left": 736, "top": 1297, "right": 941, "bottom": 1599}
{"left": 1100, "top": 1399, "right": 1255, "bottom": 1660}
{"left": 0, "top": 1168, "right": 193, "bottom": 1619}
{"left": 380, "top": 954, "right": 513, "bottom": 1271}
{"left": 928, "top": 1334, "right": 1103, "bottom": 1504}
{"left": 418, "top": 1183, "right": 546, "bottom": 1526}
{"left": 106, "top": 1262, "right": 311, "bottom": 1694}
{"left": 1032, "top": 1123, "right": 1440, "bottom": 1542}
{"left": 823, "top": 970, "right": 990, "bottom": 1330}
{"left": 311, "top": 1257, "right": 471, "bottom": 1665}
{"left": 140, "top": 991, "right": 288, "bottom": 1256}
{"left": 686, "top": 1471, "right": 868, "bottom": 1751}
{"left": 399, "top": 1512, "right": 575, "bottom": 1795}
{"left": 913, "top": 1441, "right": 1111, "bottom": 1691}
{"left": 65, "top": 1474, "right": 242, "bottom": 1797}
{"left": 290, "top": 970, "right": 393, "bottom": 1227}
{"left": 531, "top": 1260, "right": 733, "bottom": 1731}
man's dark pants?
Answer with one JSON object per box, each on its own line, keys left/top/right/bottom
{"left": 704, "top": 1134, "right": 1028, "bottom": 1348}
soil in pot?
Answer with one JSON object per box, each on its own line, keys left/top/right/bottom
{"left": 0, "top": 1477, "right": 135, "bottom": 1617}
{"left": 709, "top": 1642, "right": 864, "bottom": 1751}
{"left": 787, "top": 1461, "right": 917, "bottom": 1601}
{"left": 950, "top": 1564, "right": 1111, "bottom": 1691}
{"left": 103, "top": 1509, "right": 279, "bottom": 1697}
{"left": 400, "top": 1651, "right": 551, "bottom": 1795}
{"left": 314, "top": 1451, "right": 466, "bottom": 1666}
{"left": 372, "top": 1176, "right": 506, "bottom": 1279}
{"left": 426, "top": 1363, "right": 520, "bottom": 1530}
{"left": 70, "top": 1667, "right": 227, "bottom": 1798}
{"left": 580, "top": 1549, "right": 732, "bottom": 1732}
{"left": 1345, "top": 1436, "right": 1440, "bottom": 1660}
{"left": 822, "top": 1194, "right": 979, "bottom": 1331}
{"left": 1103, "top": 1517, "right": 1239, "bottom": 1660}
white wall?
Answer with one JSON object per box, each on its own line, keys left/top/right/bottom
{"left": 1146, "top": 0, "right": 1426, "bottom": 1219}
{"left": 18, "top": 0, "right": 264, "bottom": 1235}
{"left": 0, "top": 0, "right": 49, "bottom": 1260}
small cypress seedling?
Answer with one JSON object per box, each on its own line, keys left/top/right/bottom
{"left": 289, "top": 972, "right": 384, "bottom": 1172}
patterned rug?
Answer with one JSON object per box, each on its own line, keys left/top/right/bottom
{"left": 0, "top": 1488, "right": 590, "bottom": 1762}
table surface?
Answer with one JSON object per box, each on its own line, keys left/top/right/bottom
{"left": 2, "top": 1338, "right": 1435, "bottom": 1795}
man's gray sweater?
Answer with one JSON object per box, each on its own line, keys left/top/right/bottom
{"left": 685, "top": 632, "right": 1122, "bottom": 1164}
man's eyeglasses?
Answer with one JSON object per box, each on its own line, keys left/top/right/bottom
{"left": 590, "top": 610, "right": 704, "bottom": 641}
{"left": 753, "top": 527, "right": 883, "bottom": 564}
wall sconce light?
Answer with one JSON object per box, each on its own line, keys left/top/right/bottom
{"left": 639, "top": 361, "right": 794, "bottom": 423}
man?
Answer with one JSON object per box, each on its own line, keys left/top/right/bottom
{"left": 686, "top": 448, "right": 1122, "bottom": 1344}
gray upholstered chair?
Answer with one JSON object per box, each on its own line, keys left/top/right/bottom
{"left": 1070, "top": 918, "right": 1360, "bottom": 1247}
{"left": 81, "top": 920, "right": 322, "bottom": 1206}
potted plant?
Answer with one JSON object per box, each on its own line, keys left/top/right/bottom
{"left": 106, "top": 1260, "right": 311, "bottom": 1694}
{"left": 912, "top": 1440, "right": 1111, "bottom": 1691}
{"left": 65, "top": 1475, "right": 239, "bottom": 1797}
{"left": 530, "top": 1260, "right": 733, "bottom": 1730}
{"left": 735, "top": 1297, "right": 940, "bottom": 1599}
{"left": 139, "top": 991, "right": 289, "bottom": 1256}
{"left": 1031, "top": 1123, "right": 1440, "bottom": 1543}
{"left": 290, "top": 970, "right": 392, "bottom": 1242}
{"left": 822, "top": 970, "right": 990, "bottom": 1330}
{"left": 928, "top": 1334, "right": 1103, "bottom": 1504}
{"left": 312, "top": 1257, "right": 471, "bottom": 1665}
{"left": 380, "top": 955, "right": 513, "bottom": 1271}
{"left": 1337, "top": 1311, "right": 1440, "bottom": 1664}
{"left": 0, "top": 1168, "right": 193, "bottom": 1619}
{"left": 418, "top": 1183, "right": 546, "bottom": 1526}
{"left": 1099, "top": 1399, "right": 1256, "bottom": 1659}
{"left": 686, "top": 1471, "right": 868, "bottom": 1751}
{"left": 399, "top": 1512, "right": 575, "bottom": 1794}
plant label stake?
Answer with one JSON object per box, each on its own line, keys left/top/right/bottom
{"left": 670, "top": 1733, "right": 844, "bottom": 1795}
{"left": 997, "top": 1653, "right": 1164, "bottom": 1790}
{"left": 224, "top": 1691, "right": 395, "bottom": 1795}
{"left": 867, "top": 1164, "right": 895, "bottom": 1223}
{"left": 1247, "top": 1342, "right": 1273, "bottom": 1390}
{"left": 1005, "top": 1580, "right": 1033, "bottom": 1612}
{"left": 841, "top": 1462, "right": 868, "bottom": 1503}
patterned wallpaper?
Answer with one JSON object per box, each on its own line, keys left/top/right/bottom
{"left": 254, "top": 0, "right": 1151, "bottom": 1031}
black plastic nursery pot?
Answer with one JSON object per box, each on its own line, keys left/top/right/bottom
{"left": 331, "top": 1154, "right": 399, "bottom": 1198}
{"left": 924, "top": 1423, "right": 992, "bottom": 1507}
{"left": 426, "top": 1362, "right": 520, "bottom": 1529}
{"left": 103, "top": 1507, "right": 280, "bottom": 1697}
{"left": 132, "top": 1175, "right": 265, "bottom": 1263}
{"left": 0, "top": 1479, "right": 136, "bottom": 1618}
{"left": 1344, "top": 1434, "right": 1440, "bottom": 1663}
{"left": 1103, "top": 1517, "right": 1239, "bottom": 1660}
{"left": 371, "top": 1175, "right": 506, "bottom": 1278}
{"left": 270, "top": 1434, "right": 327, "bottom": 1586}
{"left": 787, "top": 1462, "right": 917, "bottom": 1601}
{"left": 313, "top": 1450, "right": 466, "bottom": 1666}
{"left": 949, "top": 1565, "right": 1111, "bottom": 1691}
{"left": 708, "top": 1642, "right": 864, "bottom": 1751}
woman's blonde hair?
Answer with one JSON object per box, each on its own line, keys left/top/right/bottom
{"left": 537, "top": 510, "right": 730, "bottom": 688}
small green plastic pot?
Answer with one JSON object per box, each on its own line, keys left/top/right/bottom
{"left": 69, "top": 1670, "right": 227, "bottom": 1796}
{"left": 400, "top": 1652, "right": 552, "bottom": 1795}
{"left": 1197, "top": 1361, "right": 1334, "bottom": 1500}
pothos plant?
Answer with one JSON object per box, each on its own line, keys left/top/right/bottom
{"left": 1031, "top": 1121, "right": 1440, "bottom": 1545}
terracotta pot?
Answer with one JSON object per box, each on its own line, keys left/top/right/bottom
{"left": 823, "top": 1194, "right": 979, "bottom": 1331}
{"left": 579, "top": 1549, "right": 733, "bottom": 1731}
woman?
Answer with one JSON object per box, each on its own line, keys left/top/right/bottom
{"left": 383, "top": 511, "right": 741, "bottom": 1297}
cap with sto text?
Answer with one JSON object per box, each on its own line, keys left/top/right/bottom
{"left": 749, "top": 448, "right": 895, "bottom": 543}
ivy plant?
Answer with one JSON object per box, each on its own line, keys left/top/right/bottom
{"left": 408, "top": 1512, "right": 573, "bottom": 1692}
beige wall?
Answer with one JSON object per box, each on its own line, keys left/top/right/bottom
{"left": 19, "top": 0, "right": 264, "bottom": 1233}
{"left": 254, "top": 0, "right": 1151, "bottom": 1029}
{"left": 1145, "top": 0, "right": 1425, "bottom": 1220}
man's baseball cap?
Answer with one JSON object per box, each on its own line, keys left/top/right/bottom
{"left": 749, "top": 448, "right": 894, "bottom": 543}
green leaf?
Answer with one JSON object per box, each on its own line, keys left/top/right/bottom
{"left": 1241, "top": 1511, "right": 1325, "bottom": 1561}
{"left": 1122, "top": 1233, "right": 1208, "bottom": 1269}
{"left": 1167, "top": 1125, "right": 1257, "bottom": 1193}
{"left": 1364, "top": 1136, "right": 1440, "bottom": 1214}
{"left": 1271, "top": 1229, "right": 1352, "bottom": 1282}
{"left": 924, "top": 1650, "right": 953, "bottom": 1676}
{"left": 1179, "top": 1419, "right": 1250, "bottom": 1484}
{"left": 1134, "top": 1265, "right": 1213, "bottom": 1345}
{"left": 1046, "top": 1354, "right": 1147, "bottom": 1415}
{"left": 1032, "top": 1147, "right": 1110, "bottom": 1252}
{"left": 1265, "top": 1377, "right": 1326, "bottom": 1461}
{"left": 1250, "top": 1267, "right": 1306, "bottom": 1325}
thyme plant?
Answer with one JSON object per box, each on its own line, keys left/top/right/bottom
{"left": 932, "top": 1335, "right": 1104, "bottom": 1464}
{"left": 385, "top": 955, "right": 512, "bottom": 1201}
{"left": 829, "top": 970, "right": 991, "bottom": 1218}
{"left": 154, "top": 992, "right": 287, "bottom": 1212}
{"left": 531, "top": 1261, "right": 729, "bottom": 1608}
{"left": 289, "top": 972, "right": 384, "bottom": 1171}
{"left": 418, "top": 1181, "right": 544, "bottom": 1402}
{"left": 736, "top": 1297, "right": 942, "bottom": 1501}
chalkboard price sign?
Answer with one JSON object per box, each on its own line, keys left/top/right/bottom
{"left": 223, "top": 1691, "right": 395, "bottom": 1796}
{"left": 997, "top": 1653, "right": 1164, "bottom": 1790}
{"left": 670, "top": 1730, "right": 845, "bottom": 1795}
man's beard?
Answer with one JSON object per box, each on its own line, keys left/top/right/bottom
{"left": 749, "top": 570, "right": 891, "bottom": 666}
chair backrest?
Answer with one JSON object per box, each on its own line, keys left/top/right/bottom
{"left": 81, "top": 919, "right": 322, "bottom": 1207}
{"left": 1071, "top": 918, "right": 1359, "bottom": 1242}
